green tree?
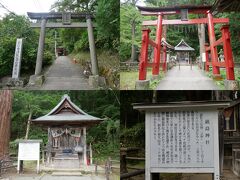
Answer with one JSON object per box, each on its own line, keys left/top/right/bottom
{"left": 95, "top": 0, "right": 120, "bottom": 51}
{"left": 0, "top": 15, "right": 38, "bottom": 77}
{"left": 0, "top": 14, "right": 55, "bottom": 78}
{"left": 120, "top": 4, "right": 142, "bottom": 61}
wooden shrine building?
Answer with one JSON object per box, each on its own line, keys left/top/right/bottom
{"left": 223, "top": 99, "right": 240, "bottom": 176}
{"left": 175, "top": 39, "right": 195, "bottom": 64}
{"left": 32, "top": 94, "right": 102, "bottom": 169}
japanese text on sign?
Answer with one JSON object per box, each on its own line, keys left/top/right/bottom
{"left": 150, "top": 110, "right": 214, "bottom": 168}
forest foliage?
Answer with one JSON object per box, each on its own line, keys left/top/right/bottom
{"left": 0, "top": 0, "right": 119, "bottom": 78}
{"left": 11, "top": 90, "right": 120, "bottom": 160}
{"left": 120, "top": 0, "right": 240, "bottom": 62}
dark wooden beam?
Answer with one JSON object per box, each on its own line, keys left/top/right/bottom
{"left": 137, "top": 5, "right": 212, "bottom": 15}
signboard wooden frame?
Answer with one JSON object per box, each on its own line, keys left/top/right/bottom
{"left": 133, "top": 102, "right": 230, "bottom": 180}
{"left": 17, "top": 140, "right": 42, "bottom": 173}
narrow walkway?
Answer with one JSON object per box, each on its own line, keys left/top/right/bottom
{"left": 157, "top": 65, "right": 219, "bottom": 90}
{"left": 41, "top": 56, "right": 91, "bottom": 90}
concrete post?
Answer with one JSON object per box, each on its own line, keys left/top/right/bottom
{"left": 86, "top": 16, "right": 98, "bottom": 75}
{"left": 83, "top": 127, "right": 87, "bottom": 165}
{"left": 35, "top": 18, "right": 47, "bottom": 75}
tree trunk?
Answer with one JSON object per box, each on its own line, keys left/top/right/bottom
{"left": 0, "top": 90, "right": 12, "bottom": 159}
{"left": 131, "top": 20, "right": 136, "bottom": 62}
{"left": 152, "top": 90, "right": 157, "bottom": 103}
{"left": 25, "top": 111, "right": 32, "bottom": 139}
{"left": 198, "top": 24, "right": 205, "bottom": 70}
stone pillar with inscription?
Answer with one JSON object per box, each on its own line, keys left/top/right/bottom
{"left": 7, "top": 38, "right": 24, "bottom": 87}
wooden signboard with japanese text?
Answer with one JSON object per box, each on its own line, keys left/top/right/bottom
{"left": 145, "top": 109, "right": 220, "bottom": 180}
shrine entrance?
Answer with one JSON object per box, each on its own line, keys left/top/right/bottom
{"left": 27, "top": 12, "right": 99, "bottom": 86}
{"left": 175, "top": 39, "right": 195, "bottom": 65}
{"left": 136, "top": 5, "right": 238, "bottom": 90}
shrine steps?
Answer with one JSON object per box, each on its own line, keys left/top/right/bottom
{"left": 41, "top": 165, "right": 105, "bottom": 174}
{"left": 51, "top": 153, "right": 81, "bottom": 169}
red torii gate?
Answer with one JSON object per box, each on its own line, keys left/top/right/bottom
{"left": 136, "top": 5, "right": 237, "bottom": 90}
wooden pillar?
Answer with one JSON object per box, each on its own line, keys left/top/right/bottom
{"left": 90, "top": 143, "right": 93, "bottom": 165}
{"left": 35, "top": 18, "right": 47, "bottom": 75}
{"left": 47, "top": 127, "right": 51, "bottom": 164}
{"left": 83, "top": 127, "right": 87, "bottom": 165}
{"left": 152, "top": 13, "right": 163, "bottom": 76}
{"left": 207, "top": 11, "right": 220, "bottom": 77}
{"left": 86, "top": 16, "right": 98, "bottom": 76}
{"left": 139, "top": 28, "right": 151, "bottom": 80}
{"left": 221, "top": 25, "right": 235, "bottom": 80}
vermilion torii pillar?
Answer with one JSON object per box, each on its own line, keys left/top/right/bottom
{"left": 207, "top": 11, "right": 220, "bottom": 78}
{"left": 152, "top": 14, "right": 163, "bottom": 77}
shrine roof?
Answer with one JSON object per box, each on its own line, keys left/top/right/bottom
{"left": 32, "top": 94, "right": 102, "bottom": 126}
{"left": 162, "top": 38, "right": 174, "bottom": 49}
{"left": 175, "top": 39, "right": 195, "bottom": 51}
{"left": 133, "top": 101, "right": 230, "bottom": 111}
{"left": 27, "top": 12, "right": 93, "bottom": 20}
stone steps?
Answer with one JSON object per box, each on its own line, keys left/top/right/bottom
{"left": 41, "top": 56, "right": 92, "bottom": 90}
{"left": 51, "top": 153, "right": 81, "bottom": 169}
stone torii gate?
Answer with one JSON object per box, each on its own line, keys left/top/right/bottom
{"left": 27, "top": 12, "right": 99, "bottom": 86}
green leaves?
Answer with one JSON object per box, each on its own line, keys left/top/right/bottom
{"left": 95, "top": 0, "right": 120, "bottom": 51}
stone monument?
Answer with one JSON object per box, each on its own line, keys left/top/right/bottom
{"left": 7, "top": 38, "right": 24, "bottom": 87}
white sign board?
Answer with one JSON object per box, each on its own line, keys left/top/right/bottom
{"left": 18, "top": 142, "right": 40, "bottom": 160}
{"left": 145, "top": 109, "right": 220, "bottom": 180}
{"left": 17, "top": 140, "right": 42, "bottom": 173}
{"left": 12, "top": 38, "right": 23, "bottom": 79}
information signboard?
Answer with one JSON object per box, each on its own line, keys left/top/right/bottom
{"left": 17, "top": 140, "right": 42, "bottom": 173}
{"left": 133, "top": 102, "right": 229, "bottom": 180}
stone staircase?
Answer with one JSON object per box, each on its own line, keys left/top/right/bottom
{"left": 51, "top": 153, "right": 81, "bottom": 169}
